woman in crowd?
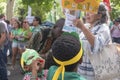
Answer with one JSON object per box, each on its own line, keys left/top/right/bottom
{"left": 74, "top": 3, "right": 112, "bottom": 80}
{"left": 19, "top": 19, "right": 32, "bottom": 54}
{"left": 11, "top": 19, "right": 22, "bottom": 70}
{"left": 111, "top": 18, "right": 120, "bottom": 44}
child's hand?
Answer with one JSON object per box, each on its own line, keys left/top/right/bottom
{"left": 31, "top": 60, "right": 40, "bottom": 71}
{"left": 31, "top": 58, "right": 45, "bottom": 72}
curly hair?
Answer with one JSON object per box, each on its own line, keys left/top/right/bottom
{"left": 97, "top": 3, "right": 110, "bottom": 25}
{"left": 52, "top": 34, "right": 82, "bottom": 72}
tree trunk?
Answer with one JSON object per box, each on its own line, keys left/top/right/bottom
{"left": 6, "top": 0, "right": 15, "bottom": 20}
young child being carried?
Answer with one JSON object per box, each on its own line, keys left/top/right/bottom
{"left": 21, "top": 49, "right": 47, "bottom": 80}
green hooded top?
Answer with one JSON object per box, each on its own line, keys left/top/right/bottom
{"left": 47, "top": 66, "right": 86, "bottom": 80}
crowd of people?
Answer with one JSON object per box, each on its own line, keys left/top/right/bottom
{"left": 0, "top": 2, "right": 120, "bottom": 80}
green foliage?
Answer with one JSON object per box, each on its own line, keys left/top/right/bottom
{"left": 0, "top": 6, "right": 4, "bottom": 13}
{"left": 0, "top": 0, "right": 6, "bottom": 2}
{"left": 21, "top": 0, "right": 55, "bottom": 21}
{"left": 2, "top": 0, "right": 120, "bottom": 22}
{"left": 0, "top": 0, "right": 6, "bottom": 14}
{"left": 110, "top": 0, "right": 120, "bottom": 20}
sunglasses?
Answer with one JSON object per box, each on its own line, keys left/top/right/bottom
{"left": 23, "top": 21, "right": 28, "bottom": 23}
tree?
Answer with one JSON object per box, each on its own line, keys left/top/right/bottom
{"left": 21, "top": 0, "right": 55, "bottom": 21}
{"left": 0, "top": 0, "right": 6, "bottom": 14}
{"left": 6, "top": 0, "right": 15, "bottom": 20}
{"left": 110, "top": 0, "right": 120, "bottom": 20}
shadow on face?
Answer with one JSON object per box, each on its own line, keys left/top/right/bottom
{"left": 52, "top": 18, "right": 65, "bottom": 39}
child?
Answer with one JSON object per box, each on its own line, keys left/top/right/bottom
{"left": 21, "top": 49, "right": 47, "bottom": 80}
{"left": 47, "top": 33, "right": 86, "bottom": 80}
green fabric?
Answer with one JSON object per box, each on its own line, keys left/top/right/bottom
{"left": 109, "top": 21, "right": 113, "bottom": 29}
{"left": 17, "top": 28, "right": 31, "bottom": 42}
{"left": 32, "top": 25, "right": 42, "bottom": 33}
{"left": 22, "top": 49, "right": 41, "bottom": 65}
{"left": 24, "top": 29, "right": 31, "bottom": 37}
{"left": 47, "top": 66, "right": 86, "bottom": 80}
{"left": 62, "top": 32, "right": 80, "bottom": 40}
{"left": 11, "top": 28, "right": 22, "bottom": 42}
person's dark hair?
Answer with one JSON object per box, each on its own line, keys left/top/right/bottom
{"left": 115, "top": 18, "right": 120, "bottom": 23}
{"left": 52, "top": 18, "right": 65, "bottom": 39}
{"left": 0, "top": 14, "right": 5, "bottom": 19}
{"left": 52, "top": 34, "right": 82, "bottom": 72}
{"left": 34, "top": 16, "right": 42, "bottom": 25}
{"left": 5, "top": 20, "right": 10, "bottom": 25}
{"left": 97, "top": 3, "right": 109, "bottom": 24}
{"left": 53, "top": 18, "right": 65, "bottom": 30}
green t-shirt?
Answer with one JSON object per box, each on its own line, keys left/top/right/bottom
{"left": 32, "top": 25, "right": 42, "bottom": 33}
{"left": 47, "top": 66, "right": 86, "bottom": 80}
{"left": 11, "top": 28, "right": 22, "bottom": 42}
{"left": 17, "top": 28, "right": 31, "bottom": 42}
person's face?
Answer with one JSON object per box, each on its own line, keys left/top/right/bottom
{"left": 10, "top": 18, "right": 16, "bottom": 26}
{"left": 13, "top": 21, "right": 19, "bottom": 28}
{"left": 85, "top": 12, "right": 100, "bottom": 24}
{"left": 52, "top": 25, "right": 63, "bottom": 39}
{"left": 23, "top": 20, "right": 29, "bottom": 28}
{"left": 26, "top": 58, "right": 45, "bottom": 72}
{"left": 32, "top": 19, "right": 39, "bottom": 26}
{"left": 115, "top": 22, "right": 119, "bottom": 26}
{"left": 0, "top": 32, "right": 6, "bottom": 46}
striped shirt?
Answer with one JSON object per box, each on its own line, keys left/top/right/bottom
{"left": 77, "top": 23, "right": 112, "bottom": 80}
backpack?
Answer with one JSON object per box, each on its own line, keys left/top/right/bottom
{"left": 28, "top": 27, "right": 52, "bottom": 54}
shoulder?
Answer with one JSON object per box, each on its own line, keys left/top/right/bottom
{"left": 79, "top": 76, "right": 86, "bottom": 80}
{"left": 95, "top": 23, "right": 109, "bottom": 31}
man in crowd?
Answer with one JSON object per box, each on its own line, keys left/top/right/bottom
{"left": 0, "top": 22, "right": 8, "bottom": 80}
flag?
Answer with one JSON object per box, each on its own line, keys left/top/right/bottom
{"left": 103, "top": 0, "right": 111, "bottom": 11}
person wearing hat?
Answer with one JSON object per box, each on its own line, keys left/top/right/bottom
{"left": 47, "top": 33, "right": 86, "bottom": 80}
{"left": 0, "top": 22, "right": 8, "bottom": 80}
{"left": 111, "top": 18, "right": 120, "bottom": 44}
{"left": 21, "top": 49, "right": 47, "bottom": 80}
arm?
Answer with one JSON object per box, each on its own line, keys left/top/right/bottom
{"left": 20, "top": 30, "right": 32, "bottom": 40}
{"left": 31, "top": 58, "right": 45, "bottom": 80}
{"left": 74, "top": 19, "right": 95, "bottom": 47}
{"left": 24, "top": 31, "right": 32, "bottom": 39}
{"left": 74, "top": 19, "right": 111, "bottom": 53}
